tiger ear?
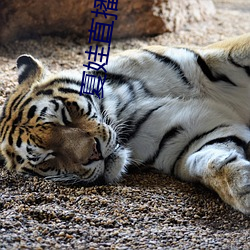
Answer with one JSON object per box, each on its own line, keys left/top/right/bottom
{"left": 17, "top": 54, "right": 44, "bottom": 86}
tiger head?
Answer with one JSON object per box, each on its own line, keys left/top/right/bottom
{"left": 0, "top": 55, "right": 130, "bottom": 185}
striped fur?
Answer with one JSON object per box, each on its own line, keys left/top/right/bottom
{"left": 1, "top": 33, "right": 250, "bottom": 214}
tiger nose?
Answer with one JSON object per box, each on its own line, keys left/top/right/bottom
{"left": 89, "top": 138, "right": 103, "bottom": 161}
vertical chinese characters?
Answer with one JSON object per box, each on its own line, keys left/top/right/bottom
{"left": 80, "top": 0, "right": 118, "bottom": 98}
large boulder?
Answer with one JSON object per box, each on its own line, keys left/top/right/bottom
{"left": 0, "top": 0, "right": 215, "bottom": 44}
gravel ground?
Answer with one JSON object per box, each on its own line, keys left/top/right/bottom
{"left": 0, "top": 0, "right": 250, "bottom": 249}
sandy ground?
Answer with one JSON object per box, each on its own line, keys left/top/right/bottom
{"left": 0, "top": 0, "right": 250, "bottom": 249}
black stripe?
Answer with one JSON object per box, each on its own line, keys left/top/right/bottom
{"left": 119, "top": 119, "right": 134, "bottom": 144}
{"left": 19, "top": 128, "right": 24, "bottom": 136}
{"left": 13, "top": 117, "right": 19, "bottom": 126}
{"left": 117, "top": 101, "right": 129, "bottom": 118}
{"left": 40, "top": 107, "right": 48, "bottom": 116}
{"left": 93, "top": 70, "right": 155, "bottom": 98}
{"left": 6, "top": 150, "right": 11, "bottom": 157}
{"left": 0, "top": 105, "right": 11, "bottom": 135}
{"left": 83, "top": 93, "right": 94, "bottom": 105}
{"left": 171, "top": 124, "right": 230, "bottom": 175}
{"left": 0, "top": 155, "right": 6, "bottom": 166}
{"left": 4, "top": 109, "right": 23, "bottom": 145}
{"left": 65, "top": 101, "right": 79, "bottom": 111}
{"left": 8, "top": 133, "right": 13, "bottom": 145}
{"left": 16, "top": 128, "right": 24, "bottom": 148}
{"left": 8, "top": 118, "right": 19, "bottom": 146}
{"left": 41, "top": 122, "right": 56, "bottom": 128}
{"left": 72, "top": 102, "right": 80, "bottom": 111}
{"left": 1, "top": 125, "right": 9, "bottom": 142}
{"left": 1, "top": 98, "right": 29, "bottom": 144}
{"left": 228, "top": 51, "right": 250, "bottom": 77}
{"left": 183, "top": 48, "right": 237, "bottom": 87}
{"left": 99, "top": 99, "right": 105, "bottom": 116}
{"left": 16, "top": 136, "right": 22, "bottom": 148}
{"left": 22, "top": 167, "right": 43, "bottom": 177}
{"left": 244, "top": 67, "right": 250, "bottom": 77}
{"left": 197, "top": 55, "right": 237, "bottom": 86}
{"left": 86, "top": 102, "right": 92, "bottom": 116}
{"left": 27, "top": 156, "right": 40, "bottom": 162}
{"left": 49, "top": 78, "right": 81, "bottom": 86}
{"left": 11, "top": 163, "right": 16, "bottom": 170}
{"left": 196, "top": 135, "right": 247, "bottom": 153}
{"left": 92, "top": 71, "right": 134, "bottom": 86}
{"left": 125, "top": 105, "right": 163, "bottom": 142}
{"left": 196, "top": 55, "right": 217, "bottom": 81}
{"left": 27, "top": 105, "right": 37, "bottom": 119}
{"left": 35, "top": 135, "right": 45, "bottom": 145}
{"left": 139, "top": 82, "right": 154, "bottom": 97}
{"left": 36, "top": 89, "right": 54, "bottom": 96}
{"left": 16, "top": 155, "right": 24, "bottom": 164}
{"left": 20, "top": 97, "right": 32, "bottom": 110}
{"left": 35, "top": 113, "right": 46, "bottom": 122}
{"left": 224, "top": 155, "right": 237, "bottom": 165}
{"left": 50, "top": 100, "right": 59, "bottom": 111}
{"left": 128, "top": 83, "right": 136, "bottom": 99}
{"left": 40, "top": 165, "right": 55, "bottom": 173}
{"left": 145, "top": 126, "right": 183, "bottom": 165}
{"left": 143, "top": 50, "right": 191, "bottom": 86}
{"left": 26, "top": 145, "right": 33, "bottom": 154}
{"left": 106, "top": 129, "right": 112, "bottom": 146}
{"left": 12, "top": 94, "right": 26, "bottom": 111}
{"left": 61, "top": 108, "right": 71, "bottom": 125}
{"left": 116, "top": 84, "right": 136, "bottom": 118}
{"left": 54, "top": 96, "right": 68, "bottom": 103}
{"left": 90, "top": 113, "right": 97, "bottom": 119}
{"left": 13, "top": 110, "right": 23, "bottom": 126}
{"left": 58, "top": 87, "right": 79, "bottom": 95}
{"left": 1, "top": 94, "right": 25, "bottom": 134}
{"left": 30, "top": 134, "right": 36, "bottom": 142}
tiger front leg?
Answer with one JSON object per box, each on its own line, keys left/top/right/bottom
{"left": 204, "top": 153, "right": 250, "bottom": 214}
{"left": 175, "top": 145, "right": 250, "bottom": 214}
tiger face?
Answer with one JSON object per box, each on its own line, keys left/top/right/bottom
{"left": 0, "top": 55, "right": 130, "bottom": 185}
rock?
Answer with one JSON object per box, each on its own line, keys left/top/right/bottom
{"left": 0, "top": 0, "right": 215, "bottom": 44}
{"left": 153, "top": 0, "right": 216, "bottom": 32}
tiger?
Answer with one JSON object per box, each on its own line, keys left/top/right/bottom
{"left": 1, "top": 33, "right": 250, "bottom": 214}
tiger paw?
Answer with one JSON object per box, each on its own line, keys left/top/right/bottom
{"left": 207, "top": 157, "right": 250, "bottom": 214}
{"left": 104, "top": 146, "right": 130, "bottom": 184}
{"left": 210, "top": 151, "right": 238, "bottom": 170}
